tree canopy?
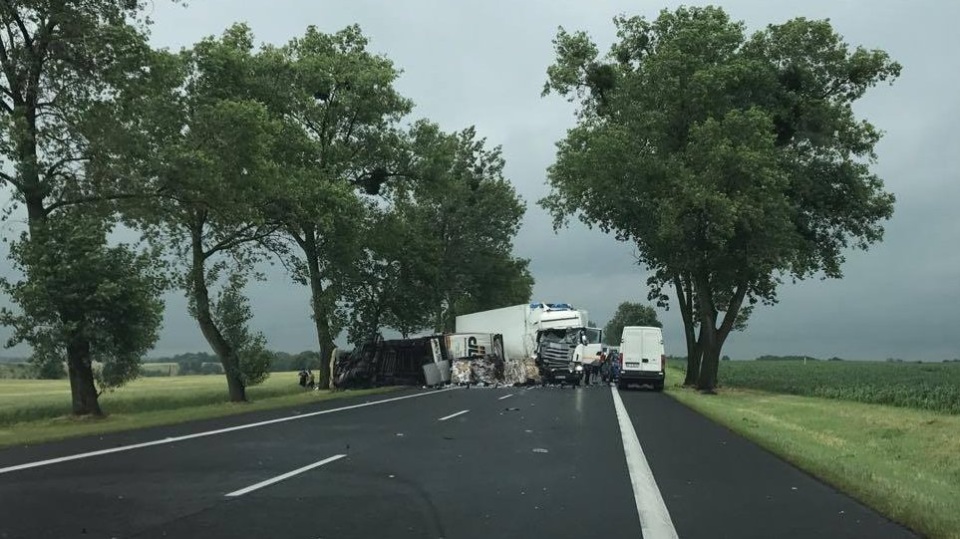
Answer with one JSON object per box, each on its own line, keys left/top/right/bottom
{"left": 542, "top": 6, "right": 900, "bottom": 390}
{"left": 603, "top": 302, "right": 662, "bottom": 346}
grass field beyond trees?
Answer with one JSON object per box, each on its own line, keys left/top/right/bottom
{"left": 0, "top": 373, "right": 398, "bottom": 448}
{"left": 699, "top": 359, "right": 960, "bottom": 414}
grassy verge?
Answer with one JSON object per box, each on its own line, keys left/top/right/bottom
{"left": 0, "top": 373, "right": 400, "bottom": 448}
{"left": 666, "top": 367, "right": 960, "bottom": 539}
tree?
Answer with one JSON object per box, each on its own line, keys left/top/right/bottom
{"left": 131, "top": 25, "right": 285, "bottom": 402}
{"left": 345, "top": 198, "right": 438, "bottom": 345}
{"left": 541, "top": 7, "right": 900, "bottom": 391}
{"left": 401, "top": 121, "right": 532, "bottom": 332}
{"left": 602, "top": 302, "right": 662, "bottom": 345}
{"left": 258, "top": 24, "right": 414, "bottom": 388}
{"left": 0, "top": 1, "right": 170, "bottom": 414}
{"left": 0, "top": 213, "right": 165, "bottom": 414}
{"left": 212, "top": 273, "right": 271, "bottom": 387}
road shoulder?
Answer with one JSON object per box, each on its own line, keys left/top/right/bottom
{"left": 667, "top": 386, "right": 957, "bottom": 539}
{"left": 619, "top": 387, "right": 919, "bottom": 539}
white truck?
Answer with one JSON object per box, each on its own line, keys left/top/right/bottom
{"left": 455, "top": 303, "right": 601, "bottom": 386}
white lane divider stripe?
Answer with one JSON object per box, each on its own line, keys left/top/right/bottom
{"left": 0, "top": 388, "right": 458, "bottom": 476}
{"left": 438, "top": 409, "right": 470, "bottom": 421}
{"left": 498, "top": 394, "right": 514, "bottom": 400}
{"left": 610, "top": 386, "right": 679, "bottom": 539}
{"left": 225, "top": 454, "right": 346, "bottom": 497}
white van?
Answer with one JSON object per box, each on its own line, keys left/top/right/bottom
{"left": 617, "top": 326, "right": 666, "bottom": 391}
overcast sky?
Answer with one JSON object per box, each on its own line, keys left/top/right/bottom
{"left": 2, "top": 0, "right": 958, "bottom": 361}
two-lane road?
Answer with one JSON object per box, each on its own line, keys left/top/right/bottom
{"left": 0, "top": 386, "right": 918, "bottom": 538}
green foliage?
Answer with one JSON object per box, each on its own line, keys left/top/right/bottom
{"left": 0, "top": 363, "right": 36, "bottom": 380}
{"left": 400, "top": 121, "right": 532, "bottom": 332}
{"left": 541, "top": 6, "right": 901, "bottom": 388}
{"left": 253, "top": 23, "right": 415, "bottom": 359}
{"left": 35, "top": 356, "right": 66, "bottom": 379}
{"left": 0, "top": 214, "right": 165, "bottom": 393}
{"left": 0, "top": 1, "right": 176, "bottom": 412}
{"left": 212, "top": 274, "right": 270, "bottom": 387}
{"left": 676, "top": 360, "right": 960, "bottom": 414}
{"left": 345, "top": 201, "right": 434, "bottom": 344}
{"left": 0, "top": 1, "right": 160, "bottom": 208}
{"left": 341, "top": 120, "right": 532, "bottom": 343}
{"left": 118, "top": 24, "right": 292, "bottom": 400}
{"left": 602, "top": 302, "right": 662, "bottom": 345}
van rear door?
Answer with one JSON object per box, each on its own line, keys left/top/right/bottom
{"left": 639, "top": 327, "right": 663, "bottom": 373}
{"left": 620, "top": 327, "right": 644, "bottom": 373}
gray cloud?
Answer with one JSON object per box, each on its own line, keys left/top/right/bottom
{"left": 1, "top": 0, "right": 958, "bottom": 361}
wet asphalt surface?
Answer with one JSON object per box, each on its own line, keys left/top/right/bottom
{"left": 0, "top": 385, "right": 919, "bottom": 539}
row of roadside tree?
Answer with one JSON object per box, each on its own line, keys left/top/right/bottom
{"left": 0, "top": 3, "right": 532, "bottom": 415}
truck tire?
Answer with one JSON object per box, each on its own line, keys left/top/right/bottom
{"left": 653, "top": 381, "right": 664, "bottom": 392}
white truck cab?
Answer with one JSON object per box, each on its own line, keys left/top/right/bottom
{"left": 617, "top": 326, "right": 666, "bottom": 391}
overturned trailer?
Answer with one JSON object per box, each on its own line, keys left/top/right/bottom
{"left": 334, "top": 333, "right": 507, "bottom": 389}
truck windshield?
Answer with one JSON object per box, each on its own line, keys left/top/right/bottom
{"left": 584, "top": 328, "right": 602, "bottom": 344}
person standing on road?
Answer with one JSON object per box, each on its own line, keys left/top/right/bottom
{"left": 600, "top": 350, "right": 611, "bottom": 383}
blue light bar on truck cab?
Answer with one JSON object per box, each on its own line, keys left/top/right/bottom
{"left": 529, "top": 302, "right": 574, "bottom": 311}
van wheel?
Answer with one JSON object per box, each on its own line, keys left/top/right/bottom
{"left": 653, "top": 381, "right": 664, "bottom": 392}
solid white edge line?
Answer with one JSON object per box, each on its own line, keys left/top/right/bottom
{"left": 610, "top": 386, "right": 679, "bottom": 539}
{"left": 0, "top": 388, "right": 459, "bottom": 476}
{"left": 438, "top": 409, "right": 470, "bottom": 421}
{"left": 225, "top": 454, "right": 346, "bottom": 497}
{"left": 498, "top": 394, "right": 514, "bottom": 400}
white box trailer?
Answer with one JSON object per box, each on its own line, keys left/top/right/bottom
{"left": 455, "top": 303, "right": 597, "bottom": 386}
{"left": 455, "top": 304, "right": 531, "bottom": 361}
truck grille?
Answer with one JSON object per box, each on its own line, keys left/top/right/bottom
{"left": 539, "top": 341, "right": 575, "bottom": 367}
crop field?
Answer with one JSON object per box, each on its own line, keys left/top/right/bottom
{"left": 676, "top": 360, "right": 960, "bottom": 414}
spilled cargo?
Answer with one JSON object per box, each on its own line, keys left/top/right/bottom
{"left": 333, "top": 332, "right": 537, "bottom": 389}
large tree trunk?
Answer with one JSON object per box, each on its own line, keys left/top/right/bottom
{"left": 301, "top": 228, "right": 335, "bottom": 389}
{"left": 673, "top": 274, "right": 702, "bottom": 386}
{"left": 694, "top": 276, "right": 747, "bottom": 393}
{"left": 698, "top": 334, "right": 723, "bottom": 393}
{"left": 66, "top": 334, "right": 103, "bottom": 416}
{"left": 685, "top": 327, "right": 705, "bottom": 386}
{"left": 190, "top": 216, "right": 246, "bottom": 402}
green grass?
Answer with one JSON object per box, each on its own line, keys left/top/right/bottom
{"left": 710, "top": 360, "right": 960, "bottom": 413}
{"left": 0, "top": 373, "right": 400, "bottom": 448}
{"left": 666, "top": 365, "right": 960, "bottom": 539}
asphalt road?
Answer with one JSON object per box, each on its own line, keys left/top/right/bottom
{"left": 0, "top": 385, "right": 919, "bottom": 539}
